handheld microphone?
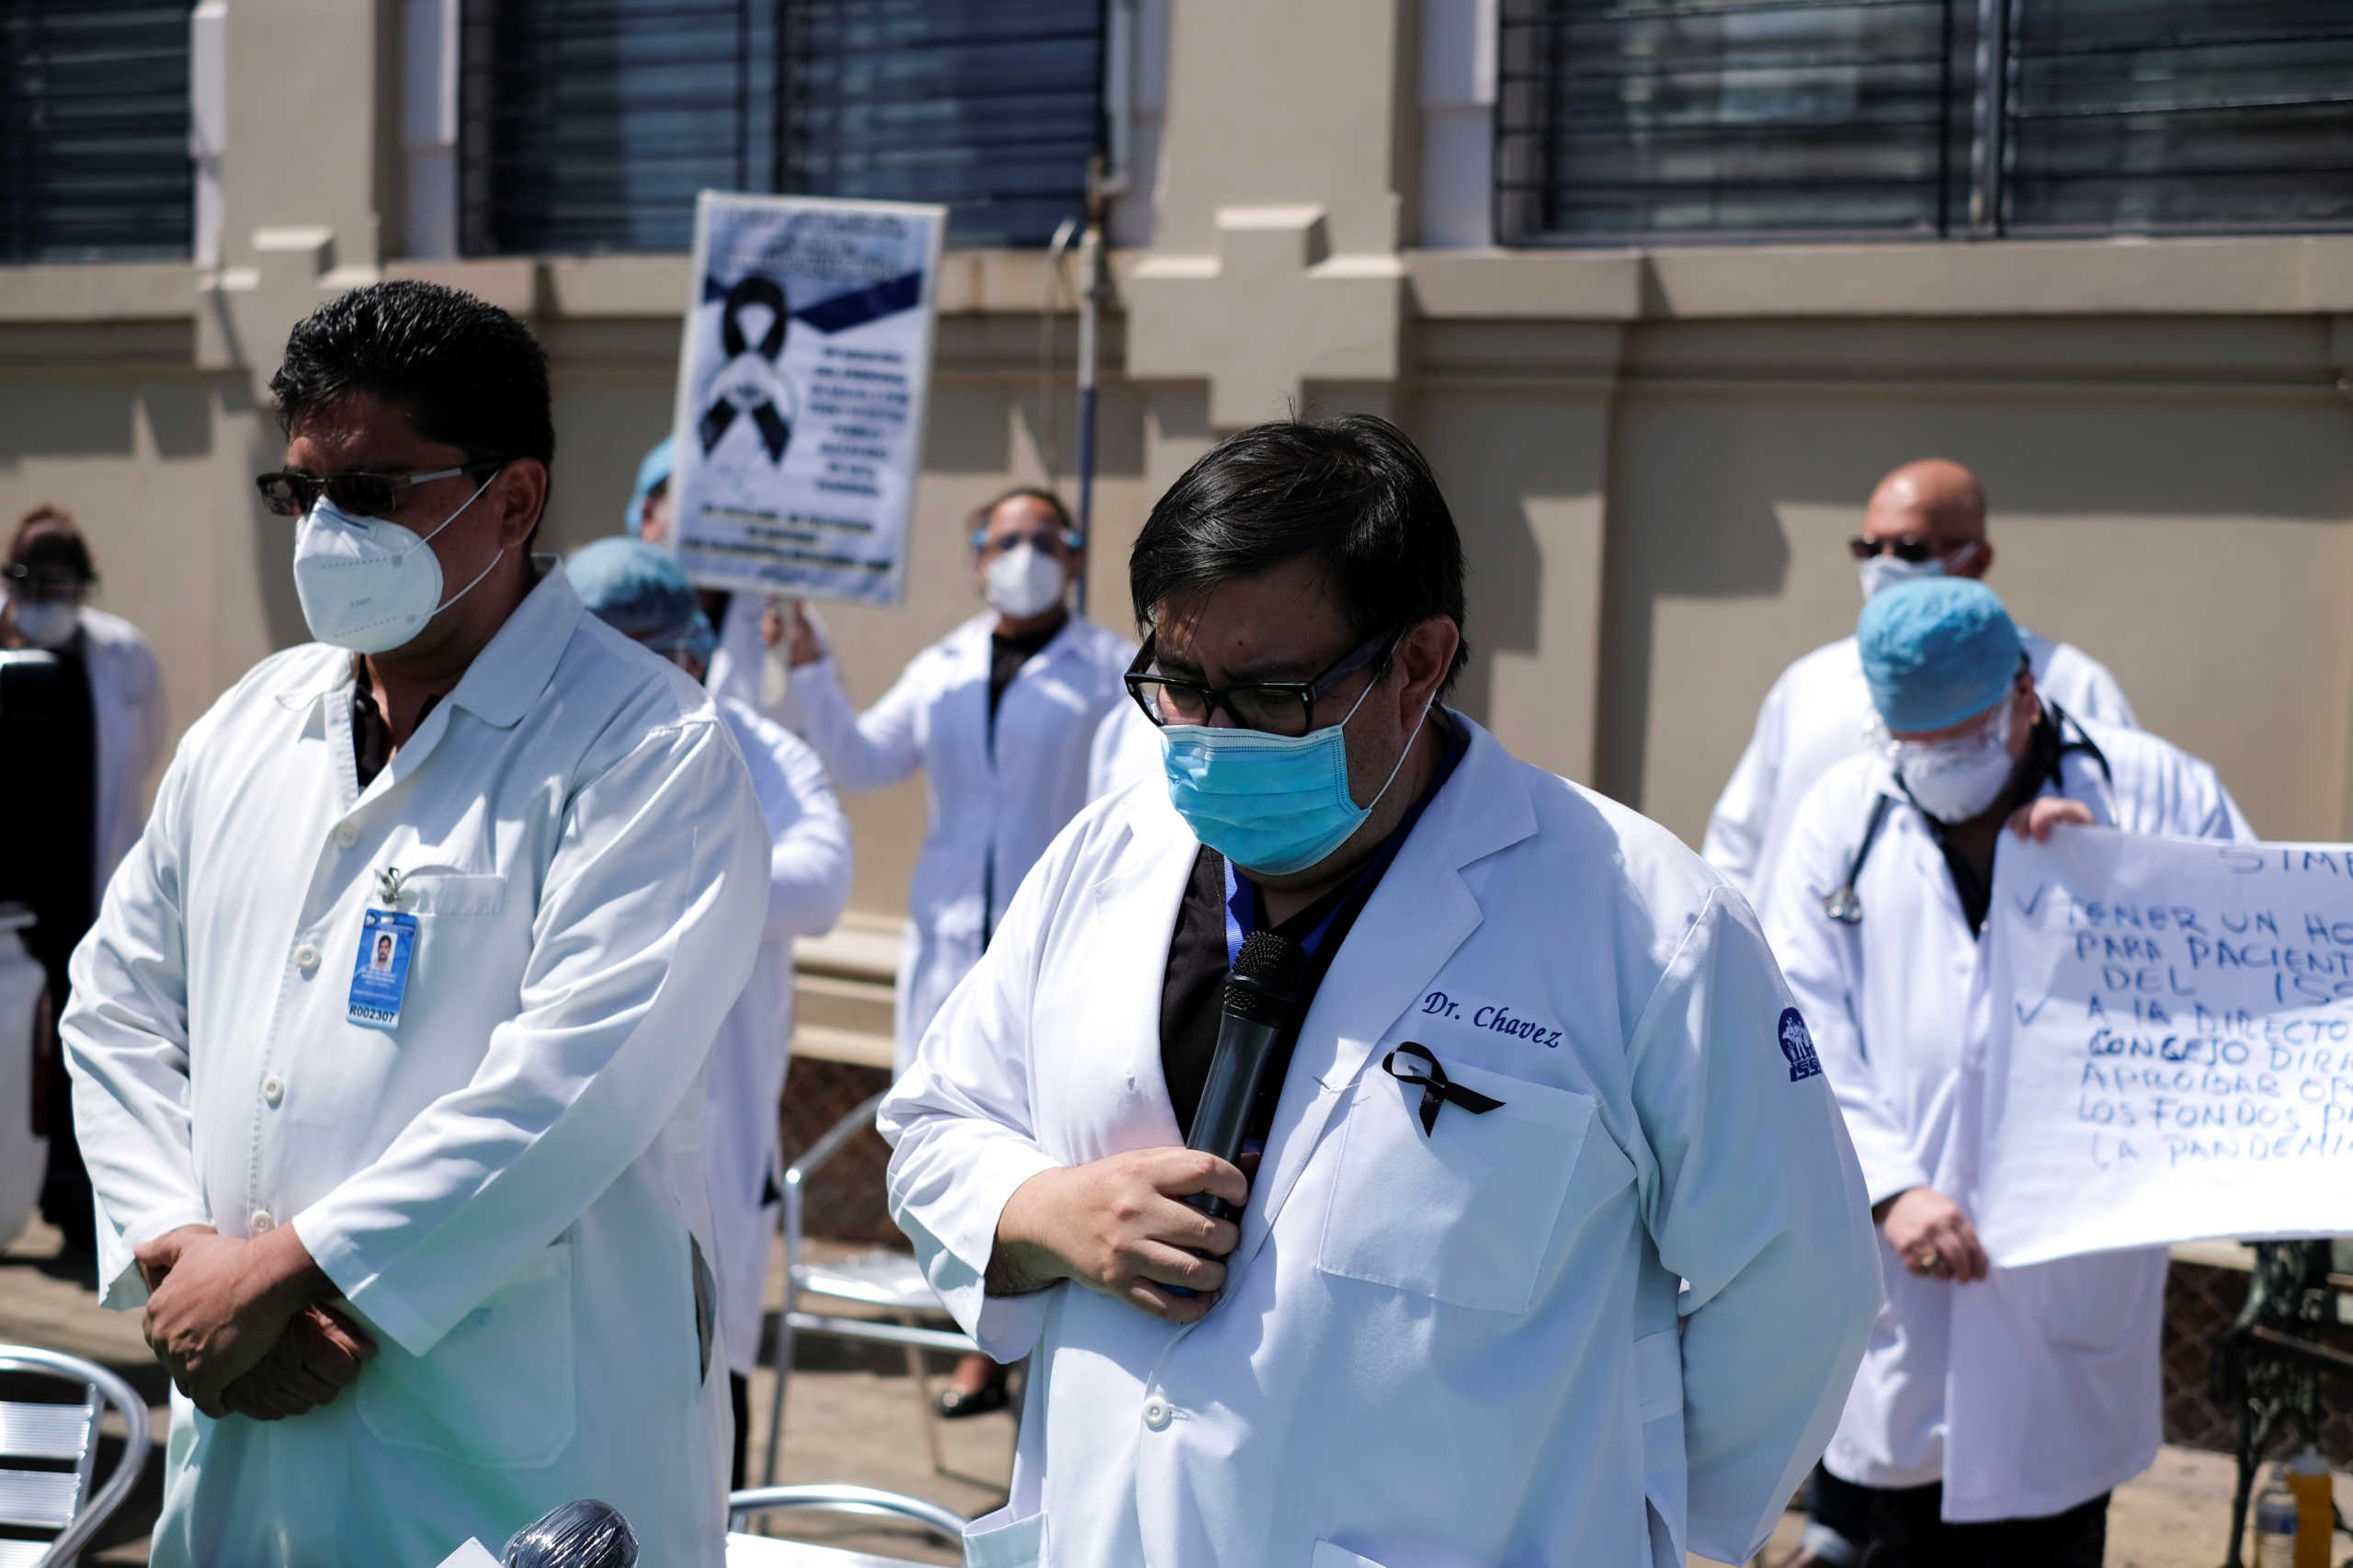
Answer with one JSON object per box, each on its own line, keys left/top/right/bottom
{"left": 1183, "top": 930, "right": 1306, "bottom": 1223}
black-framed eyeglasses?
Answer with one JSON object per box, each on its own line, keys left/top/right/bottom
{"left": 1125, "top": 629, "right": 1395, "bottom": 739}
{"left": 1848, "top": 534, "right": 1969, "bottom": 564}
{"left": 256, "top": 460, "right": 506, "bottom": 520}
{"left": 0, "top": 563, "right": 95, "bottom": 601}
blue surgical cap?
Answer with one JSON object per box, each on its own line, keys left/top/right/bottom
{"left": 1857, "top": 577, "right": 2022, "bottom": 733}
{"left": 624, "top": 435, "right": 675, "bottom": 536}
{"left": 568, "top": 537, "right": 716, "bottom": 664}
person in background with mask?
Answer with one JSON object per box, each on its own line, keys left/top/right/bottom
{"left": 624, "top": 435, "right": 799, "bottom": 730}
{"left": 0, "top": 507, "right": 167, "bottom": 1254}
{"left": 1705, "top": 460, "right": 2135, "bottom": 921}
{"left": 1763, "top": 578, "right": 2248, "bottom": 1568}
{"left": 882, "top": 415, "right": 1881, "bottom": 1568}
{"left": 571, "top": 535, "right": 853, "bottom": 1487}
{"left": 783, "top": 484, "right": 1132, "bottom": 1417}
{"left": 62, "top": 280, "right": 768, "bottom": 1566}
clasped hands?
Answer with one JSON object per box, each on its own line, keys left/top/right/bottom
{"left": 135, "top": 1224, "right": 374, "bottom": 1422}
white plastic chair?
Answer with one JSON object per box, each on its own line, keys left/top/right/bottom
{"left": 760, "top": 1093, "right": 979, "bottom": 1486}
{"left": 727, "top": 1483, "right": 966, "bottom": 1544}
{"left": 0, "top": 1346, "right": 152, "bottom": 1567}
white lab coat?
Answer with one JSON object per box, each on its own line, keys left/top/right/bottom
{"left": 1706, "top": 630, "right": 2135, "bottom": 912}
{"left": 1086, "top": 696, "right": 1162, "bottom": 803}
{"left": 62, "top": 564, "right": 769, "bottom": 1568}
{"left": 77, "top": 605, "right": 169, "bottom": 903}
{"left": 792, "top": 612, "right": 1135, "bottom": 1074}
{"left": 881, "top": 715, "right": 1882, "bottom": 1568}
{"left": 709, "top": 698, "right": 852, "bottom": 1376}
{"left": 1761, "top": 712, "right": 2251, "bottom": 1523}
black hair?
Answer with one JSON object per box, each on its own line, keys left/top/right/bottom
{"left": 971, "top": 485, "right": 1076, "bottom": 541}
{"left": 1130, "top": 413, "right": 1468, "bottom": 692}
{"left": 10, "top": 507, "right": 95, "bottom": 582}
{"left": 269, "top": 280, "right": 554, "bottom": 537}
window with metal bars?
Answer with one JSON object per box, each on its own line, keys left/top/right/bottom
{"left": 1495, "top": 0, "right": 2353, "bottom": 244}
{"left": 0, "top": 2, "right": 193, "bottom": 264}
{"left": 458, "top": 0, "right": 1104, "bottom": 256}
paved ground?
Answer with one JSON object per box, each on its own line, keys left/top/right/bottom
{"left": 0, "top": 1218, "right": 2322, "bottom": 1566}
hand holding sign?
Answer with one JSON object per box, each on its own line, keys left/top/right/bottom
{"left": 1976, "top": 828, "right": 2353, "bottom": 1267}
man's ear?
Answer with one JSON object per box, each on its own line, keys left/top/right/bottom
{"left": 1961, "top": 539, "right": 1995, "bottom": 580}
{"left": 1401, "top": 616, "right": 1461, "bottom": 710}
{"left": 490, "top": 460, "right": 549, "bottom": 551}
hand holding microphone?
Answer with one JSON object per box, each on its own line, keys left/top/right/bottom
{"left": 991, "top": 932, "right": 1304, "bottom": 1324}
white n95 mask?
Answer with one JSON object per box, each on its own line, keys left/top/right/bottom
{"left": 10, "top": 600, "right": 77, "bottom": 649}
{"left": 292, "top": 471, "right": 502, "bottom": 653}
{"left": 985, "top": 543, "right": 1066, "bottom": 619}
{"left": 1893, "top": 697, "right": 2018, "bottom": 823}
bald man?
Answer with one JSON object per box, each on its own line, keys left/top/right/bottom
{"left": 1703, "top": 460, "right": 2135, "bottom": 915}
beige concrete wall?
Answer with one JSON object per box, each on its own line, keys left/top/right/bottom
{"left": 6, "top": 0, "right": 2353, "bottom": 1032}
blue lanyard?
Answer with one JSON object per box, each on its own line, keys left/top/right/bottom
{"left": 1221, "top": 720, "right": 1465, "bottom": 968}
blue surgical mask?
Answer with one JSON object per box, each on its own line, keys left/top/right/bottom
{"left": 1159, "top": 676, "right": 1433, "bottom": 876}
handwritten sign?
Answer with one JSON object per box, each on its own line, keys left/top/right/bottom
{"left": 1976, "top": 827, "right": 2353, "bottom": 1267}
{"left": 667, "top": 191, "right": 947, "bottom": 607}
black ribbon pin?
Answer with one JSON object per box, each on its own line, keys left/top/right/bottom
{"left": 699, "top": 273, "right": 794, "bottom": 462}
{"left": 1381, "top": 1043, "right": 1505, "bottom": 1136}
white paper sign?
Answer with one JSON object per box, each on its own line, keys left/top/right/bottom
{"left": 433, "top": 1541, "right": 500, "bottom": 1568}
{"left": 667, "top": 191, "right": 947, "bottom": 607}
{"left": 1976, "top": 827, "right": 2353, "bottom": 1267}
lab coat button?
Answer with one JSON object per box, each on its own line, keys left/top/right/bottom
{"left": 1141, "top": 1396, "right": 1172, "bottom": 1430}
{"left": 262, "top": 1075, "right": 283, "bottom": 1108}
{"left": 249, "top": 1210, "right": 274, "bottom": 1233}
{"left": 333, "top": 823, "right": 359, "bottom": 849}
{"left": 293, "top": 944, "right": 321, "bottom": 974}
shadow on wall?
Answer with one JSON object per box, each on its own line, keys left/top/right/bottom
{"left": 1593, "top": 385, "right": 2353, "bottom": 834}
{"left": 241, "top": 381, "right": 312, "bottom": 653}
{"left": 1404, "top": 391, "right": 1608, "bottom": 776}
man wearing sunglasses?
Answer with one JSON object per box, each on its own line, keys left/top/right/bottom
{"left": 59, "top": 280, "right": 767, "bottom": 1567}
{"left": 1705, "top": 458, "right": 2137, "bottom": 924}
{"left": 880, "top": 415, "right": 1881, "bottom": 1568}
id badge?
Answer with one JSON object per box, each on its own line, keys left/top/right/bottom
{"left": 347, "top": 906, "right": 419, "bottom": 1031}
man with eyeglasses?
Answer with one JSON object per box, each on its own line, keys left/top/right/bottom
{"left": 60, "top": 280, "right": 767, "bottom": 1566}
{"left": 1704, "top": 459, "right": 2136, "bottom": 922}
{"left": 880, "top": 415, "right": 1881, "bottom": 1568}
{"left": 0, "top": 507, "right": 167, "bottom": 1257}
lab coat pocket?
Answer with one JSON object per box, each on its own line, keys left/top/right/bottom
{"left": 357, "top": 1238, "right": 576, "bottom": 1467}
{"left": 1316, "top": 1059, "right": 1595, "bottom": 1314}
{"left": 395, "top": 871, "right": 506, "bottom": 916}
{"left": 961, "top": 1503, "right": 1047, "bottom": 1568}
{"left": 2021, "top": 1249, "right": 2154, "bottom": 1354}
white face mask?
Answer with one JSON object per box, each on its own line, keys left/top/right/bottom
{"left": 11, "top": 600, "right": 77, "bottom": 649}
{"left": 291, "top": 471, "right": 502, "bottom": 654}
{"left": 985, "top": 542, "right": 1066, "bottom": 619}
{"left": 1893, "top": 696, "right": 2018, "bottom": 823}
{"left": 1858, "top": 540, "right": 1979, "bottom": 601}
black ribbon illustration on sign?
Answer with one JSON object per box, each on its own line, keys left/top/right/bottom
{"left": 699, "top": 273, "right": 794, "bottom": 463}
{"left": 1381, "top": 1043, "right": 1505, "bottom": 1136}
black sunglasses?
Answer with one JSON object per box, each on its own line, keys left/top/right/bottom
{"left": 1849, "top": 534, "right": 1969, "bottom": 564}
{"left": 256, "top": 460, "right": 505, "bottom": 520}
{"left": 1125, "top": 629, "right": 1396, "bottom": 739}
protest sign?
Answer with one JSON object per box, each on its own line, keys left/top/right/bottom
{"left": 1976, "top": 827, "right": 2353, "bottom": 1267}
{"left": 667, "top": 191, "right": 947, "bottom": 607}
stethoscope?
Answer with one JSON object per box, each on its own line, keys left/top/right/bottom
{"left": 1820, "top": 702, "right": 2112, "bottom": 926}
